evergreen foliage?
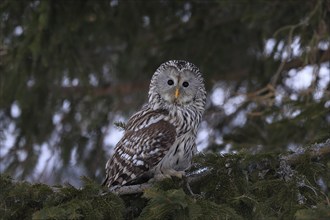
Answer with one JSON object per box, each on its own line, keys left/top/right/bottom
{"left": 1, "top": 141, "right": 329, "bottom": 219}
{"left": 0, "top": 176, "right": 125, "bottom": 220}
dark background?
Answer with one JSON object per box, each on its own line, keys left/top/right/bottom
{"left": 0, "top": 0, "right": 329, "bottom": 186}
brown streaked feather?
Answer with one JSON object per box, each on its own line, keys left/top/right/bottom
{"left": 103, "top": 112, "right": 176, "bottom": 187}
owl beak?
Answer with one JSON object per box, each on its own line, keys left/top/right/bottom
{"left": 175, "top": 88, "right": 180, "bottom": 99}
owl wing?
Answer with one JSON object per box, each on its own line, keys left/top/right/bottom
{"left": 103, "top": 109, "right": 176, "bottom": 187}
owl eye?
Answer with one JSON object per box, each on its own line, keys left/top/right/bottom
{"left": 167, "top": 79, "right": 174, "bottom": 85}
{"left": 182, "top": 81, "right": 189, "bottom": 87}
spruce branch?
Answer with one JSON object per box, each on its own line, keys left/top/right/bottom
{"left": 282, "top": 139, "right": 330, "bottom": 165}
{"left": 107, "top": 139, "right": 330, "bottom": 196}
{"left": 111, "top": 183, "right": 152, "bottom": 195}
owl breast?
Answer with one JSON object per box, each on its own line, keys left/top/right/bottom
{"left": 154, "top": 105, "right": 201, "bottom": 174}
{"left": 157, "top": 134, "right": 196, "bottom": 171}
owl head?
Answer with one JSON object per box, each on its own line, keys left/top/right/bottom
{"left": 148, "top": 60, "right": 205, "bottom": 107}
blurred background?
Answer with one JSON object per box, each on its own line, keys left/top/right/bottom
{"left": 0, "top": 0, "right": 329, "bottom": 187}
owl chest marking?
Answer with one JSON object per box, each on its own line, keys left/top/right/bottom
{"left": 159, "top": 133, "right": 195, "bottom": 171}
{"left": 157, "top": 107, "right": 198, "bottom": 171}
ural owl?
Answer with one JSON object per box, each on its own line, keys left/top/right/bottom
{"left": 103, "top": 60, "right": 206, "bottom": 187}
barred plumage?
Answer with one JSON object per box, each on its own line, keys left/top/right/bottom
{"left": 103, "top": 60, "right": 206, "bottom": 187}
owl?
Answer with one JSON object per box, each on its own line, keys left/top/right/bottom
{"left": 103, "top": 60, "right": 206, "bottom": 187}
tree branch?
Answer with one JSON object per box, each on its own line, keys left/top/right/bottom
{"left": 107, "top": 139, "right": 330, "bottom": 196}
{"left": 283, "top": 139, "right": 330, "bottom": 165}
{"left": 111, "top": 183, "right": 152, "bottom": 195}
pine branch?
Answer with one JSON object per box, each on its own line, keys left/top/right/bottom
{"left": 283, "top": 139, "right": 330, "bottom": 165}
{"left": 108, "top": 139, "right": 330, "bottom": 196}
{"left": 111, "top": 183, "right": 152, "bottom": 195}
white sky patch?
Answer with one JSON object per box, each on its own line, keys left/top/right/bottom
{"left": 285, "top": 66, "right": 313, "bottom": 91}
{"left": 264, "top": 38, "right": 276, "bottom": 56}
{"left": 274, "top": 86, "right": 285, "bottom": 106}
{"left": 14, "top": 26, "right": 23, "bottom": 36}
{"left": 103, "top": 126, "right": 123, "bottom": 150}
{"left": 314, "top": 63, "right": 330, "bottom": 100}
{"left": 181, "top": 2, "right": 192, "bottom": 23}
{"left": 52, "top": 113, "right": 62, "bottom": 125}
{"left": 27, "top": 78, "right": 35, "bottom": 87}
{"left": 265, "top": 114, "right": 275, "bottom": 124}
{"left": 61, "top": 75, "right": 80, "bottom": 87}
{"left": 10, "top": 102, "right": 21, "bottom": 118}
{"left": 220, "top": 143, "right": 233, "bottom": 154}
{"left": 211, "top": 87, "right": 226, "bottom": 106}
{"left": 196, "top": 121, "right": 211, "bottom": 151}
{"left": 89, "top": 74, "right": 99, "bottom": 86}
{"left": 281, "top": 37, "right": 301, "bottom": 60}
{"left": 288, "top": 109, "right": 301, "bottom": 119}
{"left": 142, "top": 16, "right": 150, "bottom": 27}
{"left": 62, "top": 75, "right": 70, "bottom": 87}
{"left": 285, "top": 63, "right": 329, "bottom": 98}
{"left": 62, "top": 99, "right": 71, "bottom": 113}
{"left": 318, "top": 40, "right": 329, "bottom": 50}
{"left": 103, "top": 115, "right": 126, "bottom": 154}
{"left": 52, "top": 102, "right": 75, "bottom": 130}
{"left": 325, "top": 100, "right": 330, "bottom": 108}
{"left": 291, "top": 37, "right": 302, "bottom": 57}
{"left": 0, "top": 122, "right": 17, "bottom": 159}
{"left": 211, "top": 84, "right": 246, "bottom": 115}
{"left": 275, "top": 41, "right": 285, "bottom": 59}
{"left": 110, "top": 0, "right": 118, "bottom": 7}
{"left": 215, "top": 133, "right": 223, "bottom": 145}
{"left": 72, "top": 78, "right": 79, "bottom": 86}
{"left": 34, "top": 143, "right": 61, "bottom": 179}
{"left": 290, "top": 93, "right": 298, "bottom": 101}
{"left": 70, "top": 147, "right": 78, "bottom": 165}
{"left": 17, "top": 149, "right": 28, "bottom": 162}
{"left": 231, "top": 110, "right": 247, "bottom": 127}
{"left": 34, "top": 143, "right": 52, "bottom": 173}
{"left": 265, "top": 37, "right": 302, "bottom": 60}
{"left": 318, "top": 63, "right": 330, "bottom": 88}
{"left": 223, "top": 95, "right": 245, "bottom": 115}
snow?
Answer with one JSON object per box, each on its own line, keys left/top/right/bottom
{"left": 10, "top": 102, "right": 21, "bottom": 118}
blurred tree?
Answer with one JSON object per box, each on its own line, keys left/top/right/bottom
{"left": 0, "top": 0, "right": 329, "bottom": 189}
{"left": 1, "top": 0, "right": 330, "bottom": 219}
